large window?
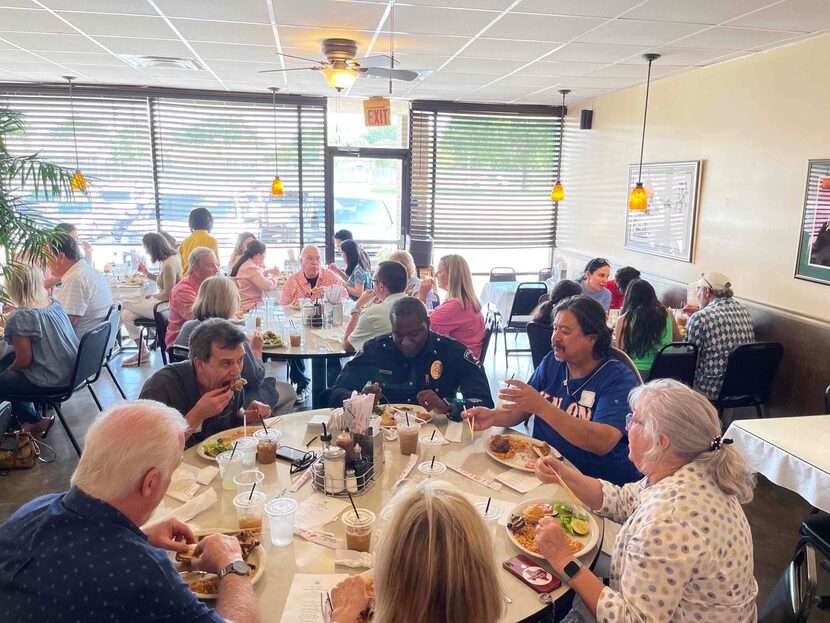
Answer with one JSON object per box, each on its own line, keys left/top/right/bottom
{"left": 2, "top": 88, "right": 326, "bottom": 266}
{"left": 410, "top": 102, "right": 560, "bottom": 252}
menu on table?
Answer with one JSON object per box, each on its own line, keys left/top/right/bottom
{"left": 279, "top": 574, "right": 349, "bottom": 623}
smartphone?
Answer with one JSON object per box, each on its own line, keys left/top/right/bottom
{"left": 276, "top": 445, "right": 312, "bottom": 464}
{"left": 503, "top": 555, "right": 562, "bottom": 594}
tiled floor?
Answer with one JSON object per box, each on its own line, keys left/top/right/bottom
{"left": 0, "top": 337, "right": 824, "bottom": 616}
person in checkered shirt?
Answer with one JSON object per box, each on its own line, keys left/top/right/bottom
{"left": 685, "top": 272, "right": 755, "bottom": 400}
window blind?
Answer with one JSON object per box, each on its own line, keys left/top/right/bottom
{"left": 2, "top": 93, "right": 155, "bottom": 245}
{"left": 152, "top": 97, "right": 326, "bottom": 249}
{"left": 410, "top": 102, "right": 560, "bottom": 247}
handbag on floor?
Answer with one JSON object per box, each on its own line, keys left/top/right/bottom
{"left": 0, "top": 431, "right": 37, "bottom": 470}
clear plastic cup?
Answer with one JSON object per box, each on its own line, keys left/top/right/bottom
{"left": 496, "top": 380, "right": 512, "bottom": 409}
{"left": 233, "top": 469, "right": 265, "bottom": 495}
{"left": 417, "top": 460, "right": 447, "bottom": 480}
{"left": 235, "top": 436, "right": 258, "bottom": 468}
{"left": 419, "top": 434, "right": 443, "bottom": 460}
{"left": 253, "top": 428, "right": 282, "bottom": 464}
{"left": 397, "top": 421, "right": 421, "bottom": 456}
{"left": 216, "top": 451, "right": 244, "bottom": 491}
{"left": 265, "top": 497, "right": 298, "bottom": 547}
{"left": 233, "top": 490, "right": 267, "bottom": 531}
{"left": 341, "top": 508, "right": 376, "bottom": 553}
{"left": 475, "top": 501, "right": 503, "bottom": 540}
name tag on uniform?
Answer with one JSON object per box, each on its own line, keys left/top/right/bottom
{"left": 379, "top": 369, "right": 393, "bottom": 375}
{"left": 579, "top": 390, "right": 596, "bottom": 409}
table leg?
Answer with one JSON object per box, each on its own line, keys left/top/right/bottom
{"left": 310, "top": 359, "right": 326, "bottom": 409}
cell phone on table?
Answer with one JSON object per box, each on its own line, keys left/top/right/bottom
{"left": 503, "top": 554, "right": 562, "bottom": 594}
{"left": 276, "top": 445, "right": 316, "bottom": 472}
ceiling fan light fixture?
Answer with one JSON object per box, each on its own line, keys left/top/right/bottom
{"left": 321, "top": 61, "right": 359, "bottom": 91}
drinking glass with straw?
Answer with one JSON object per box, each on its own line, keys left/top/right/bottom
{"left": 342, "top": 492, "right": 375, "bottom": 553}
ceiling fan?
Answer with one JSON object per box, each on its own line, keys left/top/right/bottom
{"left": 259, "top": 38, "right": 428, "bottom": 92}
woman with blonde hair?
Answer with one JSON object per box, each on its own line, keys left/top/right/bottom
{"left": 329, "top": 480, "right": 504, "bottom": 623}
{"left": 0, "top": 264, "right": 78, "bottom": 435}
{"left": 175, "top": 275, "right": 295, "bottom": 414}
{"left": 389, "top": 249, "right": 434, "bottom": 308}
{"left": 533, "top": 379, "right": 757, "bottom": 622}
{"left": 417, "top": 254, "right": 484, "bottom": 358}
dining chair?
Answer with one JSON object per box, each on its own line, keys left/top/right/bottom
{"left": 646, "top": 342, "right": 698, "bottom": 386}
{"left": 489, "top": 267, "right": 517, "bottom": 282}
{"left": 526, "top": 321, "right": 553, "bottom": 369}
{"left": 167, "top": 344, "right": 190, "bottom": 363}
{"left": 152, "top": 301, "right": 171, "bottom": 365}
{"left": 103, "top": 303, "right": 128, "bottom": 399}
{"left": 608, "top": 347, "right": 644, "bottom": 385}
{"left": 2, "top": 321, "right": 113, "bottom": 456}
{"left": 503, "top": 282, "right": 548, "bottom": 366}
{"left": 758, "top": 541, "right": 819, "bottom": 623}
{"left": 477, "top": 311, "right": 499, "bottom": 365}
{"left": 825, "top": 384, "right": 829, "bottom": 414}
{"left": 537, "top": 267, "right": 553, "bottom": 282}
{"left": 710, "top": 342, "right": 784, "bottom": 420}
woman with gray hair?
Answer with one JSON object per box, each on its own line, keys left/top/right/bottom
{"left": 533, "top": 378, "right": 757, "bottom": 623}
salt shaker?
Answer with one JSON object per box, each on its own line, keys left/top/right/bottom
{"left": 323, "top": 446, "right": 346, "bottom": 494}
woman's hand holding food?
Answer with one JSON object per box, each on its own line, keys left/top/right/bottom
{"left": 417, "top": 277, "right": 434, "bottom": 299}
{"left": 330, "top": 575, "right": 368, "bottom": 623}
{"left": 499, "top": 379, "right": 550, "bottom": 415}
{"left": 143, "top": 518, "right": 195, "bottom": 553}
{"left": 535, "top": 517, "right": 575, "bottom": 575}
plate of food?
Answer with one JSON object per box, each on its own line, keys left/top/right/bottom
{"left": 485, "top": 433, "right": 552, "bottom": 472}
{"left": 173, "top": 530, "right": 266, "bottom": 599}
{"left": 262, "top": 330, "right": 284, "bottom": 348}
{"left": 506, "top": 498, "right": 598, "bottom": 560}
{"left": 371, "top": 403, "right": 432, "bottom": 428}
{"left": 197, "top": 411, "right": 282, "bottom": 461}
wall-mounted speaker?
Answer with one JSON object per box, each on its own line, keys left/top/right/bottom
{"left": 580, "top": 109, "right": 593, "bottom": 130}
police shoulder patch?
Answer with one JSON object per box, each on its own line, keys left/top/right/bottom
{"left": 463, "top": 349, "right": 481, "bottom": 368}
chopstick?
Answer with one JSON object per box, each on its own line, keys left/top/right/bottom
{"left": 533, "top": 446, "right": 585, "bottom": 514}
{"left": 465, "top": 407, "right": 474, "bottom": 437}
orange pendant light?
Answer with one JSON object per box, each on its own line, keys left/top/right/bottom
{"left": 551, "top": 89, "right": 570, "bottom": 202}
{"left": 628, "top": 54, "right": 659, "bottom": 211}
{"left": 269, "top": 87, "right": 284, "bottom": 196}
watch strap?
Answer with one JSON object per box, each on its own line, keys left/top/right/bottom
{"left": 218, "top": 559, "right": 249, "bottom": 581}
{"left": 562, "top": 559, "right": 584, "bottom": 583}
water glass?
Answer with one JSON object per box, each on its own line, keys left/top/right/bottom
{"left": 265, "top": 497, "right": 298, "bottom": 547}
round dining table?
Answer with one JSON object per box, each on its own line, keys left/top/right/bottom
{"left": 178, "top": 408, "right": 603, "bottom": 622}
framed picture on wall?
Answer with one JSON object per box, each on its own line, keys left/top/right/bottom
{"left": 624, "top": 160, "right": 702, "bottom": 262}
{"left": 795, "top": 159, "right": 830, "bottom": 285}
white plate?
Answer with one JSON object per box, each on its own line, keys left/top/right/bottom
{"left": 174, "top": 541, "right": 266, "bottom": 599}
{"left": 197, "top": 416, "right": 283, "bottom": 461}
{"left": 505, "top": 496, "right": 599, "bottom": 560}
{"left": 484, "top": 433, "right": 553, "bottom": 472}
{"left": 375, "top": 404, "right": 432, "bottom": 428}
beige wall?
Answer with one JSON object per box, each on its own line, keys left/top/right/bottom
{"left": 557, "top": 33, "right": 830, "bottom": 322}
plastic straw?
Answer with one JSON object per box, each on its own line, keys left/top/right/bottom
{"left": 485, "top": 497, "right": 492, "bottom": 514}
{"left": 229, "top": 440, "right": 239, "bottom": 459}
{"left": 346, "top": 490, "right": 360, "bottom": 519}
{"left": 260, "top": 418, "right": 269, "bottom": 433}
{"left": 248, "top": 482, "right": 257, "bottom": 500}
{"left": 406, "top": 412, "right": 410, "bottom": 426}
{"left": 430, "top": 455, "right": 435, "bottom": 469}
{"left": 430, "top": 430, "right": 436, "bottom": 441}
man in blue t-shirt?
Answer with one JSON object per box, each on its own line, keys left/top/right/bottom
{"left": 467, "top": 295, "right": 641, "bottom": 485}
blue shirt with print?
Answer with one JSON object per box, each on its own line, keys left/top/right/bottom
{"left": 528, "top": 353, "right": 641, "bottom": 485}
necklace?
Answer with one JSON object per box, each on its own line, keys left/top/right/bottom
{"left": 563, "top": 360, "right": 611, "bottom": 399}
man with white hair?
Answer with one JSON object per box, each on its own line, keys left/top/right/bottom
{"left": 279, "top": 245, "right": 346, "bottom": 403}
{"left": 167, "top": 246, "right": 220, "bottom": 345}
{"left": 685, "top": 272, "right": 755, "bottom": 399}
{"left": 0, "top": 400, "right": 261, "bottom": 622}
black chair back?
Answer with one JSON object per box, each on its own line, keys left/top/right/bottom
{"left": 647, "top": 342, "right": 698, "bottom": 386}
{"left": 825, "top": 384, "right": 830, "bottom": 414}
{"left": 526, "top": 321, "right": 553, "bottom": 368}
{"left": 717, "top": 342, "right": 783, "bottom": 402}
{"left": 71, "top": 322, "right": 113, "bottom": 391}
{"left": 478, "top": 312, "right": 499, "bottom": 365}
{"left": 609, "top": 346, "right": 644, "bottom": 385}
{"left": 153, "top": 301, "right": 171, "bottom": 364}
{"left": 489, "top": 267, "right": 516, "bottom": 282}
{"left": 168, "top": 344, "right": 190, "bottom": 363}
{"left": 538, "top": 267, "right": 553, "bottom": 281}
{"left": 104, "top": 303, "right": 122, "bottom": 363}
{"left": 507, "top": 282, "right": 548, "bottom": 325}
{"left": 0, "top": 401, "right": 11, "bottom": 435}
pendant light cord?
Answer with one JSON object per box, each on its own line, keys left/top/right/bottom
{"left": 271, "top": 88, "right": 279, "bottom": 178}
{"left": 636, "top": 58, "right": 654, "bottom": 183}
{"left": 557, "top": 90, "right": 565, "bottom": 181}
{"left": 67, "top": 78, "right": 80, "bottom": 170}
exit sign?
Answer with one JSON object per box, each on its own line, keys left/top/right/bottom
{"left": 363, "top": 96, "right": 391, "bottom": 127}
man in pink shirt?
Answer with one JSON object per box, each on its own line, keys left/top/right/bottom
{"left": 279, "top": 245, "right": 347, "bottom": 404}
{"left": 166, "top": 247, "right": 220, "bottom": 346}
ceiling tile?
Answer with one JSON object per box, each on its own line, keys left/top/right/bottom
{"left": 421, "top": 71, "right": 500, "bottom": 85}
{"left": 484, "top": 13, "right": 606, "bottom": 42}
{"left": 545, "top": 42, "right": 646, "bottom": 63}
{"left": 491, "top": 73, "right": 561, "bottom": 87}
{"left": 153, "top": 0, "right": 271, "bottom": 23}
{"left": 393, "top": 5, "right": 498, "bottom": 37}
{"left": 0, "top": 0, "right": 37, "bottom": 7}
{"left": 0, "top": 8, "right": 78, "bottom": 34}
{"left": 459, "top": 38, "right": 557, "bottom": 60}
{"left": 633, "top": 46, "right": 736, "bottom": 65}
{"left": 623, "top": 0, "right": 784, "bottom": 25}
{"left": 373, "top": 32, "right": 469, "bottom": 56}
{"left": 576, "top": 19, "right": 709, "bottom": 46}
{"left": 0, "top": 49, "right": 41, "bottom": 61}
{"left": 37, "top": 51, "right": 122, "bottom": 66}
{"left": 670, "top": 26, "right": 801, "bottom": 51}
{"left": 40, "top": 0, "right": 158, "bottom": 15}
{"left": 560, "top": 75, "right": 640, "bottom": 88}
{"left": 514, "top": 60, "right": 609, "bottom": 76}
{"left": 171, "top": 19, "right": 274, "bottom": 45}
{"left": 191, "top": 42, "right": 278, "bottom": 62}
{"left": 271, "top": 0, "right": 385, "bottom": 30}
{"left": 385, "top": 52, "right": 452, "bottom": 71}
{"left": 56, "top": 13, "right": 176, "bottom": 38}
{"left": 585, "top": 62, "right": 681, "bottom": 78}
{"left": 94, "top": 36, "right": 192, "bottom": 56}
{"left": 515, "top": 0, "right": 647, "bottom": 18}
{"left": 441, "top": 56, "right": 527, "bottom": 74}
{"left": 397, "top": 0, "right": 514, "bottom": 8}
{"left": 728, "top": 0, "right": 830, "bottom": 32}
{"left": 277, "top": 26, "right": 376, "bottom": 51}
{"left": 0, "top": 32, "right": 103, "bottom": 52}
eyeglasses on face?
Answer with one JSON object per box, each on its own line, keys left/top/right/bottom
{"left": 625, "top": 412, "right": 644, "bottom": 430}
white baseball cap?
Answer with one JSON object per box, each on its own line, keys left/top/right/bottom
{"left": 697, "top": 272, "right": 731, "bottom": 290}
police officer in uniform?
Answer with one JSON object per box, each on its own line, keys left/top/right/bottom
{"left": 328, "top": 297, "right": 494, "bottom": 416}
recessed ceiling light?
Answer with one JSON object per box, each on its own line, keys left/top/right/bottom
{"left": 118, "top": 54, "right": 205, "bottom": 70}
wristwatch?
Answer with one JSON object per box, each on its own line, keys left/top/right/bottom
{"left": 561, "top": 559, "right": 584, "bottom": 584}
{"left": 217, "top": 559, "right": 250, "bottom": 581}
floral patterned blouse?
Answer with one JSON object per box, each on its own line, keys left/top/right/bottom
{"left": 594, "top": 461, "right": 757, "bottom": 623}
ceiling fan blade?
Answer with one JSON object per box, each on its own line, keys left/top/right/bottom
{"left": 358, "top": 54, "right": 398, "bottom": 68}
{"left": 258, "top": 66, "right": 321, "bottom": 74}
{"left": 363, "top": 67, "right": 422, "bottom": 81}
{"left": 275, "top": 51, "right": 324, "bottom": 64}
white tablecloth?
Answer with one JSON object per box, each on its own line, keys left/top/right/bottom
{"left": 479, "top": 281, "right": 519, "bottom": 318}
{"left": 726, "top": 415, "right": 830, "bottom": 512}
